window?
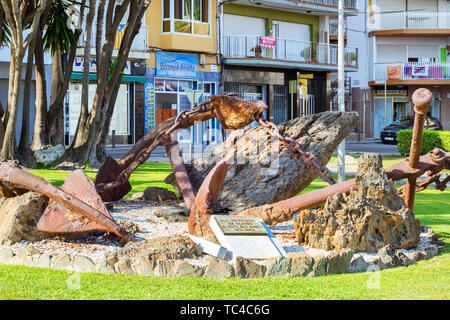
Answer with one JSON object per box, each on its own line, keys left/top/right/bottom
{"left": 163, "top": 0, "right": 210, "bottom": 36}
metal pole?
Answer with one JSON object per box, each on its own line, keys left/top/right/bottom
{"left": 404, "top": 88, "right": 432, "bottom": 211}
{"left": 337, "top": 0, "right": 346, "bottom": 182}
{"left": 363, "top": 91, "right": 366, "bottom": 141}
{"left": 384, "top": 80, "right": 387, "bottom": 127}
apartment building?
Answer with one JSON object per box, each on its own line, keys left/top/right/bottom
{"left": 219, "top": 0, "right": 359, "bottom": 125}
{"left": 144, "top": 0, "right": 222, "bottom": 149}
{"left": 349, "top": 0, "right": 450, "bottom": 139}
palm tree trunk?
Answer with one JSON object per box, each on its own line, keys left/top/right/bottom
{"left": 58, "top": 0, "right": 97, "bottom": 167}
{"left": 17, "top": 39, "right": 37, "bottom": 167}
{"left": 0, "top": 43, "right": 23, "bottom": 161}
{"left": 30, "top": 30, "right": 49, "bottom": 151}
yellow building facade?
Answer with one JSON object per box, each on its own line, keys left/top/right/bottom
{"left": 142, "top": 0, "right": 222, "bottom": 144}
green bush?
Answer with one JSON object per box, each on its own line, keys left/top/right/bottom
{"left": 397, "top": 129, "right": 450, "bottom": 155}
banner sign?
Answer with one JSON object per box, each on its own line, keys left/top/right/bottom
{"left": 144, "top": 79, "right": 155, "bottom": 133}
{"left": 259, "top": 36, "right": 276, "bottom": 49}
{"left": 387, "top": 65, "right": 402, "bottom": 80}
{"left": 73, "top": 57, "right": 131, "bottom": 75}
{"left": 412, "top": 65, "right": 429, "bottom": 77}
{"left": 156, "top": 52, "right": 198, "bottom": 78}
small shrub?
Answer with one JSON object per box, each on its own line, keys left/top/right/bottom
{"left": 397, "top": 130, "right": 450, "bottom": 155}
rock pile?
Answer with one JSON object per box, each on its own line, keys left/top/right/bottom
{"left": 0, "top": 192, "right": 49, "bottom": 245}
{"left": 294, "top": 153, "right": 421, "bottom": 253}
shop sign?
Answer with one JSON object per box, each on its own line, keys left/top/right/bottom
{"left": 412, "top": 65, "right": 429, "bottom": 77}
{"left": 156, "top": 52, "right": 198, "bottom": 78}
{"left": 144, "top": 81, "right": 155, "bottom": 133}
{"left": 387, "top": 65, "right": 402, "bottom": 80}
{"left": 73, "top": 57, "right": 131, "bottom": 75}
{"left": 155, "top": 108, "right": 177, "bottom": 124}
{"left": 259, "top": 36, "right": 276, "bottom": 49}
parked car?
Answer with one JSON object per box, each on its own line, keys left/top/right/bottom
{"left": 380, "top": 116, "right": 442, "bottom": 144}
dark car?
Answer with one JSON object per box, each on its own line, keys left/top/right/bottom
{"left": 380, "top": 116, "right": 442, "bottom": 144}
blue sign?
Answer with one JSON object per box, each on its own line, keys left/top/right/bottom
{"left": 156, "top": 52, "right": 198, "bottom": 78}
{"left": 144, "top": 77, "right": 155, "bottom": 133}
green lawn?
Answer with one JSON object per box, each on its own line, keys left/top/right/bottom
{"left": 0, "top": 161, "right": 449, "bottom": 300}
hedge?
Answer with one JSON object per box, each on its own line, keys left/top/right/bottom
{"left": 397, "top": 129, "right": 450, "bottom": 155}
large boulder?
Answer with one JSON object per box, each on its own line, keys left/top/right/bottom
{"left": 105, "top": 235, "right": 202, "bottom": 266}
{"left": 143, "top": 186, "right": 178, "bottom": 202}
{"left": 166, "top": 111, "right": 359, "bottom": 212}
{"left": 0, "top": 192, "right": 49, "bottom": 245}
{"left": 294, "top": 153, "right": 421, "bottom": 253}
{"left": 34, "top": 144, "right": 66, "bottom": 166}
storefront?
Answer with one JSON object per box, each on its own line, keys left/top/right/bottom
{"left": 222, "top": 67, "right": 328, "bottom": 126}
{"left": 370, "top": 85, "right": 449, "bottom": 138}
{"left": 144, "top": 51, "right": 221, "bottom": 149}
{"left": 66, "top": 57, "right": 147, "bottom": 146}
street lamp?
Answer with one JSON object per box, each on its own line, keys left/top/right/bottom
{"left": 337, "top": 0, "right": 346, "bottom": 182}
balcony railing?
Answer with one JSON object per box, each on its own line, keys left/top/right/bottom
{"left": 77, "top": 26, "right": 150, "bottom": 53}
{"left": 223, "top": 35, "right": 358, "bottom": 67}
{"left": 329, "top": 18, "right": 347, "bottom": 35}
{"left": 370, "top": 11, "right": 450, "bottom": 31}
{"left": 299, "top": 0, "right": 357, "bottom": 10}
{"left": 374, "top": 62, "right": 450, "bottom": 81}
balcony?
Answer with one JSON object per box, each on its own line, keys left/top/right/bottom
{"left": 369, "top": 11, "right": 450, "bottom": 36}
{"left": 373, "top": 62, "right": 450, "bottom": 84}
{"left": 77, "top": 26, "right": 151, "bottom": 59}
{"left": 329, "top": 18, "right": 347, "bottom": 40}
{"left": 222, "top": 35, "right": 358, "bottom": 72}
{"left": 232, "top": 0, "right": 358, "bottom": 15}
{"left": 302, "top": 0, "right": 357, "bottom": 9}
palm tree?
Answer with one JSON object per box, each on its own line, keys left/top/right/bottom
{"left": 31, "top": 0, "right": 86, "bottom": 149}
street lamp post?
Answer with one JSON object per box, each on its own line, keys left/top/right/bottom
{"left": 337, "top": 0, "right": 346, "bottom": 182}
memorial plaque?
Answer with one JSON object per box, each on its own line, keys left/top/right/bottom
{"left": 214, "top": 216, "right": 268, "bottom": 236}
{"left": 210, "top": 215, "right": 286, "bottom": 259}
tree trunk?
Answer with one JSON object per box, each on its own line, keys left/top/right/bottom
{"left": 47, "top": 0, "right": 88, "bottom": 146}
{"left": 45, "top": 46, "right": 64, "bottom": 146}
{"left": 95, "top": 79, "right": 121, "bottom": 164}
{"left": 0, "top": 43, "right": 23, "bottom": 161}
{"left": 58, "top": 0, "right": 152, "bottom": 168}
{"left": 17, "top": 39, "right": 37, "bottom": 167}
{"left": 30, "top": 30, "right": 49, "bottom": 151}
{"left": 58, "top": 0, "right": 97, "bottom": 167}
{"left": 90, "top": 3, "right": 146, "bottom": 167}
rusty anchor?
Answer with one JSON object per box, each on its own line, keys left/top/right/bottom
{"left": 0, "top": 162, "right": 132, "bottom": 241}
{"left": 94, "top": 95, "right": 269, "bottom": 202}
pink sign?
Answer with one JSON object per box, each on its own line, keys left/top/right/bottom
{"left": 259, "top": 36, "right": 276, "bottom": 49}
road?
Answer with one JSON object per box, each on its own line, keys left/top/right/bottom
{"left": 343, "top": 139, "right": 400, "bottom": 155}
{"left": 105, "top": 139, "right": 401, "bottom": 161}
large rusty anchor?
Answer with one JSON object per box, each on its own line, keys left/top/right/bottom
{"left": 94, "top": 95, "right": 269, "bottom": 203}
{"left": 0, "top": 163, "right": 132, "bottom": 241}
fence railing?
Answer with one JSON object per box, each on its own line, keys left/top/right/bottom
{"left": 223, "top": 35, "right": 358, "bottom": 67}
{"left": 374, "top": 62, "right": 450, "bottom": 81}
{"left": 77, "top": 26, "right": 150, "bottom": 52}
{"left": 299, "top": 94, "right": 316, "bottom": 117}
{"left": 370, "top": 11, "right": 450, "bottom": 30}
{"left": 329, "top": 18, "right": 347, "bottom": 35}
{"left": 300, "top": 0, "right": 357, "bottom": 9}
